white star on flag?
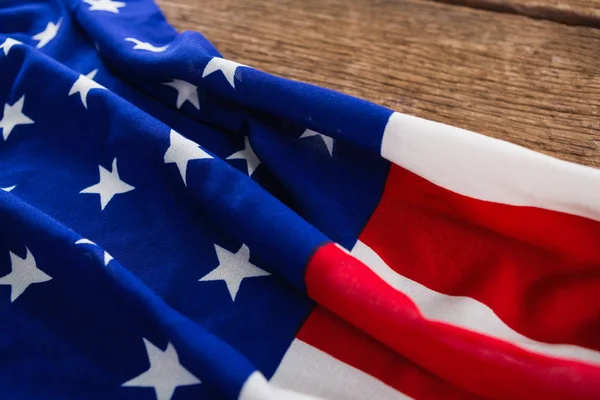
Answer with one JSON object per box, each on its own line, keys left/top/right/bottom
{"left": 1, "top": 185, "right": 16, "bottom": 192}
{"left": 0, "top": 96, "right": 34, "bottom": 141}
{"left": 164, "top": 129, "right": 212, "bottom": 186}
{"left": 80, "top": 158, "right": 135, "bottom": 210}
{"left": 122, "top": 338, "right": 201, "bottom": 400}
{"left": 32, "top": 19, "right": 61, "bottom": 49}
{"left": 202, "top": 57, "right": 246, "bottom": 89}
{"left": 75, "top": 238, "right": 113, "bottom": 266}
{"left": 162, "top": 79, "right": 200, "bottom": 110}
{"left": 69, "top": 69, "right": 106, "bottom": 109}
{"left": 199, "top": 244, "right": 270, "bottom": 301}
{"left": 83, "top": 0, "right": 126, "bottom": 13}
{"left": 226, "top": 137, "right": 261, "bottom": 176}
{"left": 300, "top": 129, "right": 335, "bottom": 156}
{"left": 0, "top": 248, "right": 52, "bottom": 302}
{"left": 125, "top": 38, "right": 168, "bottom": 53}
{"left": 0, "top": 38, "right": 22, "bottom": 56}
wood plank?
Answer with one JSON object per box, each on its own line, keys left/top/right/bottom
{"left": 156, "top": 0, "right": 600, "bottom": 167}
{"left": 435, "top": 0, "right": 600, "bottom": 28}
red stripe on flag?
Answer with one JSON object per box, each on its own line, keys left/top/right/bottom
{"left": 360, "top": 164, "right": 600, "bottom": 350}
{"left": 297, "top": 306, "right": 478, "bottom": 400}
{"left": 305, "top": 243, "right": 600, "bottom": 399}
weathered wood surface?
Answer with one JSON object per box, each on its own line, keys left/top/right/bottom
{"left": 435, "top": 0, "right": 600, "bottom": 27}
{"left": 156, "top": 0, "right": 600, "bottom": 167}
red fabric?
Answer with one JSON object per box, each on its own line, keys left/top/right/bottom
{"left": 298, "top": 306, "right": 479, "bottom": 400}
{"left": 360, "top": 165, "right": 600, "bottom": 350}
{"left": 306, "top": 243, "right": 600, "bottom": 399}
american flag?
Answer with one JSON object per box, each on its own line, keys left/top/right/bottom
{"left": 1, "top": 0, "right": 599, "bottom": 399}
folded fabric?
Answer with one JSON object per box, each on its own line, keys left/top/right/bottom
{"left": 0, "top": 0, "right": 599, "bottom": 399}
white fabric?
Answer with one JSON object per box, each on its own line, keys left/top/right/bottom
{"left": 239, "top": 371, "right": 322, "bottom": 400}
{"left": 381, "top": 112, "right": 600, "bottom": 222}
{"left": 270, "top": 339, "right": 410, "bottom": 400}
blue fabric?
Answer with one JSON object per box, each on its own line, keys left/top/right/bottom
{"left": 0, "top": 0, "right": 391, "bottom": 398}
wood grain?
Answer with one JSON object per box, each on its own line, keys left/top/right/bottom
{"left": 156, "top": 0, "right": 600, "bottom": 167}
{"left": 435, "top": 0, "right": 600, "bottom": 27}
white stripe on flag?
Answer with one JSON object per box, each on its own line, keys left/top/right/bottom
{"left": 270, "top": 338, "right": 411, "bottom": 400}
{"left": 352, "top": 239, "right": 600, "bottom": 366}
{"left": 239, "top": 371, "right": 323, "bottom": 400}
{"left": 381, "top": 112, "right": 600, "bottom": 222}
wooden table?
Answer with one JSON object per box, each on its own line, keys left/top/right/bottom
{"left": 157, "top": 0, "right": 600, "bottom": 167}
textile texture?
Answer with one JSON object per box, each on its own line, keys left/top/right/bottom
{"left": 0, "top": 0, "right": 599, "bottom": 399}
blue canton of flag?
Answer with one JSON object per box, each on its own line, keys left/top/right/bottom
{"left": 0, "top": 0, "right": 388, "bottom": 399}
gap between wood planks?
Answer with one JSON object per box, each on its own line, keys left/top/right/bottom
{"left": 433, "top": 0, "right": 600, "bottom": 28}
